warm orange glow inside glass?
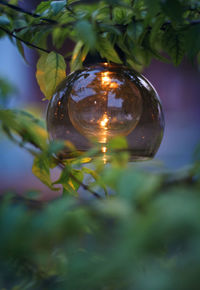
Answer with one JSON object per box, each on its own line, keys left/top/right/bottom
{"left": 101, "top": 146, "right": 108, "bottom": 164}
{"left": 100, "top": 114, "right": 109, "bottom": 128}
{"left": 47, "top": 63, "right": 164, "bottom": 162}
{"left": 110, "top": 82, "right": 118, "bottom": 89}
{"left": 67, "top": 66, "right": 143, "bottom": 148}
{"left": 101, "top": 71, "right": 119, "bottom": 89}
{"left": 101, "top": 72, "right": 111, "bottom": 85}
{"left": 101, "top": 146, "right": 107, "bottom": 153}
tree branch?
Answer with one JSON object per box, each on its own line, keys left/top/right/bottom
{"left": 189, "top": 19, "right": 200, "bottom": 25}
{"left": 70, "top": 172, "right": 102, "bottom": 199}
{"left": 0, "top": 0, "right": 56, "bottom": 24}
{"left": 66, "top": 5, "right": 76, "bottom": 16}
{"left": 0, "top": 0, "right": 76, "bottom": 23}
{"left": 0, "top": 25, "right": 50, "bottom": 53}
{"left": 2, "top": 124, "right": 101, "bottom": 199}
{"left": 0, "top": 26, "right": 72, "bottom": 62}
{"left": 12, "top": 20, "right": 75, "bottom": 34}
{"left": 58, "top": 163, "right": 102, "bottom": 199}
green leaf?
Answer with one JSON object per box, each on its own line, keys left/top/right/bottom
{"left": 53, "top": 165, "right": 71, "bottom": 186}
{"left": 99, "top": 23, "right": 121, "bottom": 36}
{"left": 163, "top": 26, "right": 185, "bottom": 66}
{"left": 0, "top": 15, "right": 10, "bottom": 26}
{"left": 113, "top": 7, "right": 133, "bottom": 24}
{"left": 13, "top": 19, "right": 27, "bottom": 30}
{"left": 70, "top": 41, "right": 88, "bottom": 72}
{"left": 36, "top": 52, "right": 66, "bottom": 99}
{"left": 45, "top": 52, "right": 66, "bottom": 98}
{"left": 149, "top": 16, "right": 165, "bottom": 48}
{"left": 143, "top": 0, "right": 160, "bottom": 18}
{"left": 36, "top": 53, "right": 48, "bottom": 97}
{"left": 127, "top": 22, "right": 143, "bottom": 43}
{"left": 108, "top": 136, "right": 128, "bottom": 150}
{"left": 53, "top": 166, "right": 82, "bottom": 195}
{"left": 48, "top": 140, "right": 66, "bottom": 155}
{"left": 32, "top": 155, "right": 58, "bottom": 190}
{"left": 52, "top": 27, "right": 69, "bottom": 49}
{"left": 70, "top": 169, "right": 84, "bottom": 191}
{"left": 82, "top": 167, "right": 99, "bottom": 181}
{"left": 35, "top": 1, "right": 51, "bottom": 14}
{"left": 185, "top": 24, "right": 200, "bottom": 61}
{"left": 0, "top": 78, "right": 17, "bottom": 105}
{"left": 97, "top": 37, "right": 122, "bottom": 64}
{"left": 0, "top": 109, "right": 48, "bottom": 150}
{"left": 117, "top": 169, "right": 162, "bottom": 202}
{"left": 161, "top": 0, "right": 184, "bottom": 24}
{"left": 127, "top": 58, "right": 144, "bottom": 72}
{"left": 50, "top": 0, "right": 67, "bottom": 14}
{"left": 143, "top": 31, "right": 170, "bottom": 64}
{"left": 75, "top": 20, "right": 96, "bottom": 49}
{"left": 16, "top": 40, "right": 28, "bottom": 64}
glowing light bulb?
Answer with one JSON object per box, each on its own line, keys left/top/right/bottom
{"left": 102, "top": 146, "right": 107, "bottom": 153}
{"left": 46, "top": 63, "right": 164, "bottom": 161}
{"left": 68, "top": 70, "right": 143, "bottom": 145}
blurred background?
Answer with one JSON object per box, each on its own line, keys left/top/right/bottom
{"left": 0, "top": 1, "right": 200, "bottom": 197}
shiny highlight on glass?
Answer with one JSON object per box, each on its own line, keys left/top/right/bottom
{"left": 47, "top": 63, "right": 165, "bottom": 161}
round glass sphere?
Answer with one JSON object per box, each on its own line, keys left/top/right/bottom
{"left": 47, "top": 63, "right": 164, "bottom": 161}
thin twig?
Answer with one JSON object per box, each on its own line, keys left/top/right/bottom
{"left": 70, "top": 172, "right": 102, "bottom": 199}
{"left": 0, "top": 25, "right": 72, "bottom": 62}
{"left": 66, "top": 5, "right": 76, "bottom": 16}
{"left": 12, "top": 23, "right": 51, "bottom": 33}
{"left": 57, "top": 162, "right": 102, "bottom": 199}
{"left": 12, "top": 20, "right": 75, "bottom": 34}
{"left": 3, "top": 124, "right": 101, "bottom": 199}
{"left": 189, "top": 19, "right": 200, "bottom": 25}
{"left": 0, "top": 0, "right": 76, "bottom": 23}
{"left": 0, "top": 25, "right": 50, "bottom": 53}
{"left": 0, "top": 0, "right": 56, "bottom": 23}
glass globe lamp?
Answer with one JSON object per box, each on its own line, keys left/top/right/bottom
{"left": 47, "top": 63, "right": 164, "bottom": 161}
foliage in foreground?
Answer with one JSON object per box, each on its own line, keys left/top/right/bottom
{"left": 0, "top": 107, "right": 200, "bottom": 289}
{"left": 0, "top": 160, "right": 200, "bottom": 290}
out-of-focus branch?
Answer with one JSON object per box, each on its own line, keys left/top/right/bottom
{"left": 0, "top": 0, "right": 56, "bottom": 23}
{"left": 0, "top": 25, "right": 50, "bottom": 53}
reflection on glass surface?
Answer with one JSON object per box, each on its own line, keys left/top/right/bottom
{"left": 68, "top": 68, "right": 142, "bottom": 144}
{"left": 47, "top": 63, "right": 164, "bottom": 160}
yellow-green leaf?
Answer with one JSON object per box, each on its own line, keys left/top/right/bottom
{"left": 32, "top": 155, "right": 59, "bottom": 190}
{"left": 70, "top": 41, "right": 89, "bottom": 72}
{"left": 36, "top": 53, "right": 48, "bottom": 97}
{"left": 36, "top": 52, "right": 66, "bottom": 100}
{"left": 0, "top": 109, "right": 48, "bottom": 150}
